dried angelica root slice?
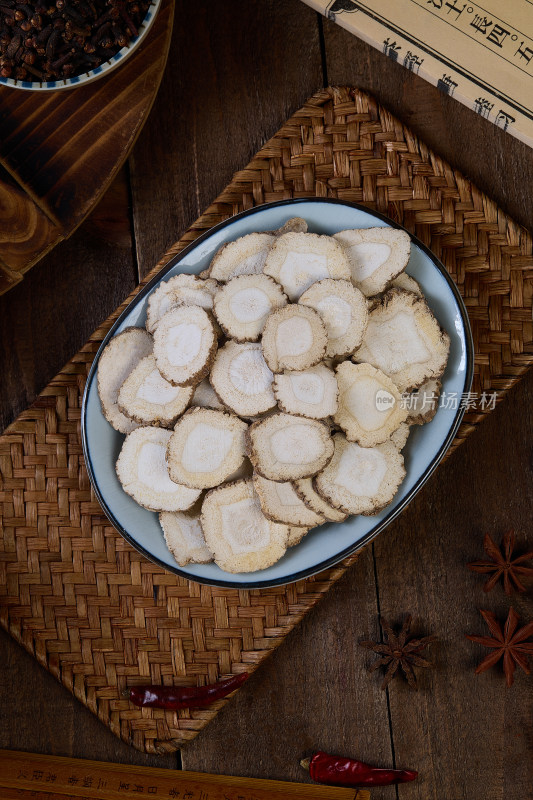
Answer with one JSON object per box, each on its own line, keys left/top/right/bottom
{"left": 118, "top": 355, "right": 194, "bottom": 428}
{"left": 264, "top": 218, "right": 308, "bottom": 236}
{"left": 116, "top": 427, "right": 202, "bottom": 512}
{"left": 153, "top": 305, "right": 217, "bottom": 386}
{"left": 159, "top": 509, "right": 213, "bottom": 567}
{"left": 263, "top": 232, "right": 351, "bottom": 301}
{"left": 334, "top": 362, "right": 408, "bottom": 447}
{"left": 391, "top": 272, "right": 422, "bottom": 296}
{"left": 223, "top": 456, "right": 254, "bottom": 484}
{"left": 97, "top": 327, "right": 153, "bottom": 434}
{"left": 261, "top": 305, "right": 327, "bottom": 373}
{"left": 191, "top": 377, "right": 226, "bottom": 410}
{"left": 390, "top": 422, "right": 411, "bottom": 451}
{"left": 213, "top": 274, "right": 287, "bottom": 342}
{"left": 210, "top": 341, "right": 276, "bottom": 417}
{"left": 146, "top": 274, "right": 218, "bottom": 334}
{"left": 287, "top": 526, "right": 310, "bottom": 547}
{"left": 201, "top": 479, "right": 289, "bottom": 573}
{"left": 334, "top": 227, "right": 410, "bottom": 296}
{"left": 315, "top": 433, "right": 406, "bottom": 516}
{"left": 209, "top": 233, "right": 275, "bottom": 281}
{"left": 352, "top": 289, "right": 450, "bottom": 392}
{"left": 273, "top": 363, "right": 338, "bottom": 419}
{"left": 246, "top": 412, "right": 334, "bottom": 481}
{"left": 167, "top": 408, "right": 247, "bottom": 489}
{"left": 274, "top": 217, "right": 308, "bottom": 235}
{"left": 293, "top": 477, "right": 348, "bottom": 523}
{"left": 252, "top": 473, "right": 325, "bottom": 526}
{"left": 298, "top": 279, "right": 368, "bottom": 357}
{"left": 366, "top": 273, "right": 422, "bottom": 310}
{"left": 406, "top": 377, "right": 442, "bottom": 425}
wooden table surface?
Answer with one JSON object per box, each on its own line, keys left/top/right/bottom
{"left": 1, "top": 2, "right": 532, "bottom": 798}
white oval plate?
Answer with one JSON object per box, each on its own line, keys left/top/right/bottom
{"left": 82, "top": 199, "right": 473, "bottom": 588}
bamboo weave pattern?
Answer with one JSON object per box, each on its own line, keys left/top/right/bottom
{"left": 1, "top": 87, "right": 532, "bottom": 754}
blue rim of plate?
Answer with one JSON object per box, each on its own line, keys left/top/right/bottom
{"left": 81, "top": 198, "right": 474, "bottom": 589}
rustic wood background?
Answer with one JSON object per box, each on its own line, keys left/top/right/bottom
{"left": 0, "top": 0, "right": 173, "bottom": 292}
{"left": 0, "top": 2, "right": 532, "bottom": 798}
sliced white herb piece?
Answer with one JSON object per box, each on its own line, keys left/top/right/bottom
{"left": 97, "top": 327, "right": 153, "bottom": 434}
{"left": 201, "top": 479, "right": 289, "bottom": 573}
{"left": 287, "top": 526, "right": 310, "bottom": 547}
{"left": 293, "top": 477, "right": 348, "bottom": 523}
{"left": 273, "top": 217, "right": 308, "bottom": 235}
{"left": 262, "top": 305, "right": 327, "bottom": 373}
{"left": 264, "top": 232, "right": 351, "bottom": 301}
{"left": 167, "top": 408, "right": 247, "bottom": 489}
{"left": 391, "top": 272, "right": 422, "bottom": 296}
{"left": 153, "top": 305, "right": 217, "bottom": 386}
{"left": 390, "top": 422, "right": 411, "bottom": 451}
{"left": 334, "top": 227, "right": 410, "bottom": 296}
{"left": 116, "top": 427, "right": 201, "bottom": 512}
{"left": 334, "top": 362, "right": 408, "bottom": 447}
{"left": 209, "top": 233, "right": 275, "bottom": 281}
{"left": 252, "top": 473, "right": 325, "bottom": 526}
{"left": 274, "top": 363, "right": 338, "bottom": 419}
{"left": 118, "top": 355, "right": 193, "bottom": 428}
{"left": 213, "top": 274, "right": 287, "bottom": 342}
{"left": 299, "top": 278, "right": 368, "bottom": 357}
{"left": 146, "top": 274, "right": 218, "bottom": 334}
{"left": 407, "top": 377, "right": 442, "bottom": 425}
{"left": 315, "top": 433, "right": 406, "bottom": 515}
{"left": 352, "top": 289, "right": 450, "bottom": 392}
{"left": 210, "top": 341, "right": 276, "bottom": 417}
{"left": 246, "top": 412, "right": 334, "bottom": 481}
{"left": 159, "top": 508, "right": 213, "bottom": 566}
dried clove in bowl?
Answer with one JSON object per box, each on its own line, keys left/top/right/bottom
{"left": 0, "top": 0, "right": 151, "bottom": 83}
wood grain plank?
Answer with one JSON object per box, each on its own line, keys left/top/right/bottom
{"left": 180, "top": 548, "right": 394, "bottom": 786}
{"left": 374, "top": 369, "right": 533, "bottom": 800}
{"left": 0, "top": 258, "right": 22, "bottom": 294}
{"left": 322, "top": 17, "right": 533, "bottom": 231}
{"left": 0, "top": 0, "right": 173, "bottom": 231}
{"left": 128, "top": 0, "right": 325, "bottom": 277}
{"left": 323, "top": 20, "right": 533, "bottom": 800}
{"left": 0, "top": 168, "right": 136, "bottom": 433}
{"left": 0, "top": 167, "right": 62, "bottom": 277}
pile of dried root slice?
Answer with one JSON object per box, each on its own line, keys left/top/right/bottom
{"left": 98, "top": 218, "right": 450, "bottom": 574}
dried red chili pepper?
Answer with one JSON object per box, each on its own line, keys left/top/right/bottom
{"left": 301, "top": 751, "right": 418, "bottom": 788}
{"left": 127, "top": 673, "right": 248, "bottom": 710}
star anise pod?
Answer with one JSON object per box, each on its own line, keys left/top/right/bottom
{"left": 465, "top": 607, "right": 533, "bottom": 687}
{"left": 359, "top": 614, "right": 437, "bottom": 690}
{"left": 467, "top": 530, "right": 533, "bottom": 595}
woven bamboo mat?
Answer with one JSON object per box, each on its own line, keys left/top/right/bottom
{"left": 1, "top": 87, "right": 532, "bottom": 755}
